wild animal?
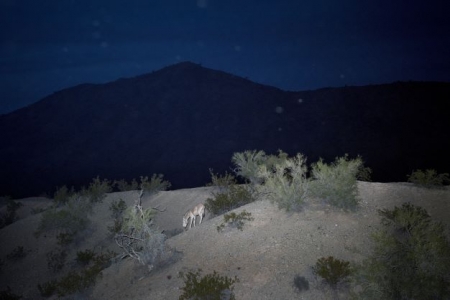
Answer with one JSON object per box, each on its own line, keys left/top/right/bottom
{"left": 183, "top": 203, "right": 205, "bottom": 229}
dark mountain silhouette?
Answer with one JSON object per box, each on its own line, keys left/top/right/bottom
{"left": 1, "top": 61, "right": 449, "bottom": 198}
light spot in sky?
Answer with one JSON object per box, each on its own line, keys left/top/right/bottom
{"left": 275, "top": 106, "right": 284, "bottom": 114}
{"left": 101, "top": 42, "right": 109, "bottom": 48}
{"left": 197, "top": 0, "right": 208, "bottom": 9}
{"left": 278, "top": 127, "right": 282, "bottom": 131}
{"left": 92, "top": 31, "right": 101, "bottom": 39}
{"left": 175, "top": 55, "right": 182, "bottom": 61}
{"left": 92, "top": 20, "right": 101, "bottom": 27}
{"left": 339, "top": 74, "right": 345, "bottom": 79}
{"left": 234, "top": 45, "right": 241, "bottom": 52}
{"left": 298, "top": 99, "right": 303, "bottom": 103}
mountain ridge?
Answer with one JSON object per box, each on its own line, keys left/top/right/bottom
{"left": 1, "top": 61, "right": 449, "bottom": 198}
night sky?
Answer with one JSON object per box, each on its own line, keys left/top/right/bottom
{"left": 1, "top": 0, "right": 449, "bottom": 114}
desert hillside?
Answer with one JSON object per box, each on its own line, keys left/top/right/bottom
{"left": 1, "top": 182, "right": 449, "bottom": 299}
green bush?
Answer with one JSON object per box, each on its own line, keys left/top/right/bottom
{"left": 114, "top": 190, "right": 166, "bottom": 269}
{"left": 35, "top": 195, "right": 93, "bottom": 240}
{"left": 76, "top": 249, "right": 96, "bottom": 266}
{"left": 113, "top": 178, "right": 139, "bottom": 191}
{"left": 231, "top": 150, "right": 268, "bottom": 185}
{"left": 46, "top": 248, "right": 67, "bottom": 273}
{"left": 0, "top": 197, "right": 23, "bottom": 229}
{"left": 0, "top": 286, "right": 22, "bottom": 300}
{"left": 257, "top": 153, "right": 309, "bottom": 211}
{"left": 217, "top": 210, "right": 254, "bottom": 232}
{"left": 407, "top": 169, "right": 450, "bottom": 188}
{"left": 353, "top": 203, "right": 450, "bottom": 299}
{"left": 205, "top": 170, "right": 255, "bottom": 216}
{"left": 310, "top": 154, "right": 368, "bottom": 211}
{"left": 37, "top": 280, "right": 58, "bottom": 298}
{"left": 313, "top": 256, "right": 352, "bottom": 288}
{"left": 109, "top": 199, "right": 127, "bottom": 219}
{"left": 53, "top": 185, "right": 76, "bottom": 206}
{"left": 6, "top": 246, "right": 27, "bottom": 261}
{"left": 79, "top": 176, "right": 112, "bottom": 203}
{"left": 139, "top": 174, "right": 171, "bottom": 195}
{"left": 39, "top": 250, "right": 114, "bottom": 297}
{"left": 178, "top": 269, "right": 239, "bottom": 300}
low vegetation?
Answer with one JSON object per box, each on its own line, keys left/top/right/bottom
{"left": 217, "top": 210, "right": 254, "bottom": 232}
{"left": 407, "top": 168, "right": 450, "bottom": 188}
{"left": 178, "top": 269, "right": 239, "bottom": 300}
{"left": 205, "top": 170, "right": 256, "bottom": 216}
{"left": 310, "top": 154, "right": 370, "bottom": 211}
{"left": 0, "top": 197, "right": 23, "bottom": 229}
{"left": 313, "top": 256, "right": 353, "bottom": 288}
{"left": 352, "top": 203, "right": 450, "bottom": 299}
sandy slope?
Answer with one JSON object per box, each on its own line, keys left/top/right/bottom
{"left": 1, "top": 182, "right": 449, "bottom": 299}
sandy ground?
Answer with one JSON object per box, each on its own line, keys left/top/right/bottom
{"left": 1, "top": 182, "right": 449, "bottom": 299}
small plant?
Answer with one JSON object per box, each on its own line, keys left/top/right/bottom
{"left": 76, "top": 249, "right": 96, "bottom": 266}
{"left": 310, "top": 154, "right": 368, "bottom": 210}
{"left": 0, "top": 286, "right": 22, "bottom": 300}
{"left": 35, "top": 195, "right": 93, "bottom": 241}
{"left": 56, "top": 232, "right": 75, "bottom": 246}
{"left": 53, "top": 185, "right": 76, "bottom": 206}
{"left": 79, "top": 176, "right": 112, "bottom": 203}
{"left": 113, "top": 178, "right": 139, "bottom": 191}
{"left": 353, "top": 203, "right": 450, "bottom": 299}
{"left": 0, "top": 197, "right": 23, "bottom": 229}
{"left": 313, "top": 256, "right": 352, "bottom": 288}
{"left": 46, "top": 248, "right": 67, "bottom": 273}
{"left": 109, "top": 199, "right": 127, "bottom": 219}
{"left": 6, "top": 246, "right": 27, "bottom": 261}
{"left": 217, "top": 210, "right": 254, "bottom": 232}
{"left": 178, "top": 268, "right": 239, "bottom": 300}
{"left": 139, "top": 174, "right": 171, "bottom": 195}
{"left": 205, "top": 170, "right": 256, "bottom": 216}
{"left": 39, "top": 250, "right": 114, "bottom": 297}
{"left": 407, "top": 169, "right": 450, "bottom": 188}
{"left": 37, "top": 280, "right": 58, "bottom": 298}
{"left": 293, "top": 275, "right": 310, "bottom": 293}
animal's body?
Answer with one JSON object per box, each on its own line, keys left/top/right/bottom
{"left": 183, "top": 203, "right": 205, "bottom": 229}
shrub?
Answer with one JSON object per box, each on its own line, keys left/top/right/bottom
{"left": 113, "top": 178, "right": 139, "bottom": 191}
{"left": 79, "top": 176, "right": 112, "bottom": 203}
{"left": 53, "top": 185, "right": 76, "bottom": 206}
{"left": 109, "top": 199, "right": 127, "bottom": 219}
{"left": 217, "top": 210, "right": 254, "bottom": 232}
{"left": 353, "top": 203, "right": 450, "bottom": 299}
{"left": 76, "top": 249, "right": 96, "bottom": 266}
{"left": 46, "top": 248, "right": 67, "bottom": 273}
{"left": 205, "top": 170, "right": 256, "bottom": 216}
{"left": 310, "top": 154, "right": 368, "bottom": 210}
{"left": 231, "top": 150, "right": 268, "bottom": 185}
{"left": 407, "top": 169, "right": 450, "bottom": 188}
{"left": 139, "top": 174, "right": 171, "bottom": 195}
{"left": 0, "top": 286, "right": 22, "bottom": 300}
{"left": 114, "top": 190, "right": 166, "bottom": 269}
{"left": 178, "top": 269, "right": 239, "bottom": 300}
{"left": 37, "top": 280, "right": 58, "bottom": 298}
{"left": 313, "top": 256, "right": 352, "bottom": 288}
{"left": 0, "top": 197, "right": 23, "bottom": 229}
{"left": 293, "top": 275, "right": 310, "bottom": 293}
{"left": 257, "top": 153, "right": 309, "bottom": 211}
{"left": 39, "top": 250, "right": 114, "bottom": 297}
{"left": 6, "top": 246, "right": 27, "bottom": 261}
{"left": 35, "top": 195, "right": 93, "bottom": 240}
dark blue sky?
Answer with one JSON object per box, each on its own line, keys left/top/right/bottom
{"left": 1, "top": 0, "right": 449, "bottom": 114}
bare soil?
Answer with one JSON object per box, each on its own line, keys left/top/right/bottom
{"left": 1, "top": 182, "right": 449, "bottom": 299}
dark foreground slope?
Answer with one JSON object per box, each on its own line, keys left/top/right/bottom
{"left": 0, "top": 62, "right": 449, "bottom": 197}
